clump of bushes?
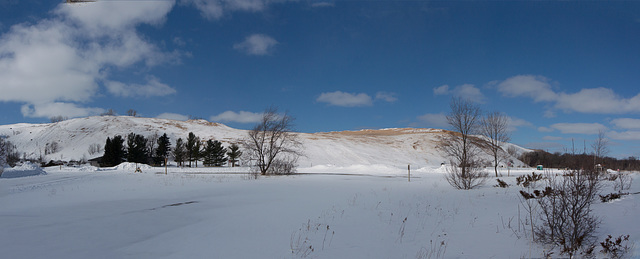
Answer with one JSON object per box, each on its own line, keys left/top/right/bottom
{"left": 516, "top": 172, "right": 544, "bottom": 188}
{"left": 600, "top": 234, "right": 631, "bottom": 258}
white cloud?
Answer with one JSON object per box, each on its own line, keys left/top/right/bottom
{"left": 610, "top": 118, "right": 640, "bottom": 130}
{"left": 496, "top": 75, "right": 640, "bottom": 114}
{"left": 454, "top": 84, "right": 485, "bottom": 103}
{"left": 496, "top": 75, "right": 557, "bottom": 102}
{"left": 550, "top": 123, "right": 607, "bottom": 135}
{"left": 433, "top": 85, "right": 449, "bottom": 95}
{"left": 210, "top": 111, "right": 263, "bottom": 123}
{"left": 317, "top": 91, "right": 373, "bottom": 107}
{"left": 608, "top": 130, "right": 640, "bottom": 141}
{"left": 543, "top": 136, "right": 564, "bottom": 141}
{"left": 416, "top": 113, "right": 448, "bottom": 128}
{"left": 525, "top": 142, "right": 564, "bottom": 151}
{"left": 106, "top": 77, "right": 176, "bottom": 98}
{"left": 538, "top": 127, "right": 554, "bottom": 132}
{"left": 375, "top": 92, "right": 397, "bottom": 103}
{"left": 311, "top": 2, "right": 334, "bottom": 7}
{"left": 233, "top": 34, "right": 278, "bottom": 56}
{"left": 433, "top": 84, "right": 485, "bottom": 103}
{"left": 56, "top": 1, "right": 175, "bottom": 34}
{"left": 182, "top": 0, "right": 271, "bottom": 20}
{"left": 506, "top": 116, "right": 532, "bottom": 132}
{"left": 156, "top": 113, "right": 189, "bottom": 121}
{"left": 555, "top": 87, "right": 640, "bottom": 114}
{"left": 0, "top": 1, "right": 178, "bottom": 119}
{"left": 21, "top": 102, "right": 104, "bottom": 118}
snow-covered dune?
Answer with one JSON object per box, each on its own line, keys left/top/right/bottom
{"left": 0, "top": 116, "right": 529, "bottom": 169}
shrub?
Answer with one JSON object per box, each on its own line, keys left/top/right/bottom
{"left": 534, "top": 170, "right": 601, "bottom": 257}
{"left": 444, "top": 162, "right": 488, "bottom": 190}
{"left": 494, "top": 178, "right": 508, "bottom": 188}
{"left": 600, "top": 235, "right": 631, "bottom": 258}
{"left": 516, "top": 172, "right": 544, "bottom": 188}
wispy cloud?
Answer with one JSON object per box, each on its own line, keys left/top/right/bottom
{"left": 233, "top": 34, "right": 278, "bottom": 56}
{"left": 496, "top": 75, "right": 640, "bottom": 114}
{"left": 182, "top": 0, "right": 275, "bottom": 20}
{"left": 610, "top": 118, "right": 640, "bottom": 130}
{"left": 433, "top": 84, "right": 485, "bottom": 103}
{"left": 106, "top": 77, "right": 176, "bottom": 98}
{"left": 549, "top": 123, "right": 607, "bottom": 135}
{"left": 311, "top": 2, "right": 334, "bottom": 8}
{"left": 21, "top": 102, "right": 104, "bottom": 119}
{"left": 375, "top": 92, "right": 398, "bottom": 103}
{"left": 317, "top": 91, "right": 373, "bottom": 107}
{"left": 156, "top": 112, "right": 189, "bottom": 121}
{"left": 210, "top": 110, "right": 263, "bottom": 123}
{"left": 608, "top": 130, "right": 640, "bottom": 140}
{"left": 415, "top": 113, "right": 448, "bottom": 128}
{"left": 543, "top": 136, "right": 564, "bottom": 141}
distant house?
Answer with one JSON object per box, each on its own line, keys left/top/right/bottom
{"left": 89, "top": 156, "right": 102, "bottom": 167}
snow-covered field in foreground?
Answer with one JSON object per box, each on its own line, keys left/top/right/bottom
{"left": 1, "top": 165, "right": 638, "bottom": 258}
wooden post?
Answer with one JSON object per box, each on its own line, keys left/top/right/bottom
{"left": 408, "top": 164, "right": 411, "bottom": 182}
{"left": 165, "top": 158, "right": 168, "bottom": 175}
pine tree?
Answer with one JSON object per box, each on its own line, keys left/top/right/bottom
{"left": 186, "top": 132, "right": 197, "bottom": 167}
{"left": 202, "top": 140, "right": 215, "bottom": 167}
{"left": 155, "top": 133, "right": 171, "bottom": 166}
{"left": 193, "top": 139, "right": 202, "bottom": 167}
{"left": 211, "top": 140, "right": 227, "bottom": 166}
{"left": 127, "top": 133, "right": 148, "bottom": 164}
{"left": 101, "top": 135, "right": 125, "bottom": 167}
{"left": 173, "top": 138, "right": 186, "bottom": 167}
{"left": 203, "top": 140, "right": 227, "bottom": 167}
{"left": 227, "top": 143, "right": 242, "bottom": 167}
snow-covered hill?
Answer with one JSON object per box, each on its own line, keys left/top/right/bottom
{"left": 0, "top": 116, "right": 529, "bottom": 168}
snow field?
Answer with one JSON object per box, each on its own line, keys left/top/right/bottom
{"left": 0, "top": 166, "right": 638, "bottom": 258}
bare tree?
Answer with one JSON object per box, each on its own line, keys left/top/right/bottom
{"left": 0, "top": 137, "right": 8, "bottom": 174}
{"left": 127, "top": 109, "right": 138, "bottom": 117}
{"left": 591, "top": 130, "right": 609, "bottom": 167}
{"left": 88, "top": 143, "right": 102, "bottom": 155}
{"left": 244, "top": 106, "right": 302, "bottom": 175}
{"left": 101, "top": 109, "right": 116, "bottom": 116}
{"left": 50, "top": 116, "right": 68, "bottom": 123}
{"left": 440, "top": 97, "right": 486, "bottom": 189}
{"left": 481, "top": 111, "right": 511, "bottom": 177}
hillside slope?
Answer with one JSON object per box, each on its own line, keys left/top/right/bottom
{"left": 0, "top": 116, "right": 529, "bottom": 169}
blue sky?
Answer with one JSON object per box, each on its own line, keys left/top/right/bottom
{"left": 1, "top": 0, "right": 640, "bottom": 158}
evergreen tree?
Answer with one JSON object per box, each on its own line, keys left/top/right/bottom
{"left": 186, "top": 132, "right": 197, "bottom": 167}
{"left": 211, "top": 140, "right": 227, "bottom": 166}
{"left": 203, "top": 140, "right": 215, "bottom": 167}
{"left": 127, "top": 133, "right": 148, "bottom": 164}
{"left": 193, "top": 139, "right": 202, "bottom": 167}
{"left": 101, "top": 135, "right": 125, "bottom": 167}
{"left": 203, "top": 140, "right": 227, "bottom": 167}
{"left": 173, "top": 137, "right": 186, "bottom": 167}
{"left": 227, "top": 143, "right": 242, "bottom": 167}
{"left": 155, "top": 133, "right": 171, "bottom": 166}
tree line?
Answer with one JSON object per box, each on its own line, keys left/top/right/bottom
{"left": 519, "top": 150, "right": 640, "bottom": 171}
{"left": 100, "top": 132, "right": 242, "bottom": 168}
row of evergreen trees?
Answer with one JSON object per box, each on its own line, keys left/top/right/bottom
{"left": 100, "top": 132, "right": 241, "bottom": 168}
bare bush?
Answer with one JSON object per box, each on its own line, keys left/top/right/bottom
{"left": 613, "top": 172, "right": 633, "bottom": 192}
{"left": 600, "top": 234, "right": 631, "bottom": 258}
{"left": 444, "top": 161, "right": 488, "bottom": 190}
{"left": 534, "top": 170, "right": 601, "bottom": 257}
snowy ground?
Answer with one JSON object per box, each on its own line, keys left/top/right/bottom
{"left": 1, "top": 164, "right": 638, "bottom": 258}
